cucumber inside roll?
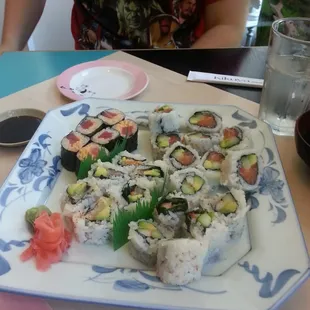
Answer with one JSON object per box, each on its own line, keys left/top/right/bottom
{"left": 156, "top": 197, "right": 188, "bottom": 215}
{"left": 186, "top": 209, "right": 215, "bottom": 232}
{"left": 181, "top": 175, "right": 205, "bottom": 195}
{"left": 189, "top": 111, "right": 218, "bottom": 129}
{"left": 156, "top": 133, "right": 180, "bottom": 149}
{"left": 137, "top": 221, "right": 162, "bottom": 239}
{"left": 170, "top": 146, "right": 197, "bottom": 167}
{"left": 215, "top": 193, "right": 238, "bottom": 215}
{"left": 220, "top": 127, "right": 242, "bottom": 149}
{"left": 238, "top": 154, "right": 258, "bottom": 185}
{"left": 203, "top": 151, "right": 225, "bottom": 171}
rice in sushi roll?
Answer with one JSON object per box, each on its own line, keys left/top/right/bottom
{"left": 76, "top": 116, "right": 103, "bottom": 137}
{"left": 97, "top": 108, "right": 125, "bottom": 127}
{"left": 170, "top": 168, "right": 208, "bottom": 210}
{"left": 156, "top": 239, "right": 205, "bottom": 285}
{"left": 221, "top": 149, "right": 263, "bottom": 191}
{"left": 149, "top": 105, "right": 180, "bottom": 133}
{"left": 91, "top": 128, "right": 120, "bottom": 151}
{"left": 200, "top": 148, "right": 226, "bottom": 185}
{"left": 61, "top": 131, "right": 89, "bottom": 172}
{"left": 128, "top": 219, "right": 164, "bottom": 266}
{"left": 151, "top": 132, "right": 183, "bottom": 160}
{"left": 76, "top": 143, "right": 108, "bottom": 174}
{"left": 184, "top": 132, "right": 220, "bottom": 156}
{"left": 112, "top": 151, "right": 147, "bottom": 173}
{"left": 72, "top": 195, "right": 114, "bottom": 245}
{"left": 132, "top": 161, "right": 168, "bottom": 191}
{"left": 163, "top": 142, "right": 200, "bottom": 172}
{"left": 219, "top": 126, "right": 252, "bottom": 151}
{"left": 188, "top": 110, "right": 222, "bottom": 133}
{"left": 154, "top": 196, "right": 188, "bottom": 238}
{"left": 113, "top": 119, "right": 138, "bottom": 152}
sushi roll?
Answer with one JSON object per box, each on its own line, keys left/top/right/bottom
{"left": 61, "top": 131, "right": 89, "bottom": 172}
{"left": 128, "top": 219, "right": 164, "bottom": 266}
{"left": 221, "top": 149, "right": 263, "bottom": 191}
{"left": 184, "top": 132, "right": 220, "bottom": 156}
{"left": 88, "top": 161, "right": 129, "bottom": 189}
{"left": 219, "top": 126, "right": 252, "bottom": 151}
{"left": 132, "top": 161, "right": 168, "bottom": 191}
{"left": 170, "top": 168, "right": 208, "bottom": 210}
{"left": 121, "top": 181, "right": 152, "bottom": 211}
{"left": 148, "top": 105, "right": 180, "bottom": 133}
{"left": 151, "top": 132, "right": 183, "bottom": 160}
{"left": 163, "top": 142, "right": 200, "bottom": 172}
{"left": 76, "top": 142, "right": 109, "bottom": 174}
{"left": 200, "top": 148, "right": 226, "bottom": 185}
{"left": 112, "top": 151, "right": 147, "bottom": 173}
{"left": 156, "top": 239, "right": 205, "bottom": 285}
{"left": 91, "top": 128, "right": 120, "bottom": 151}
{"left": 72, "top": 195, "right": 114, "bottom": 245}
{"left": 76, "top": 116, "right": 103, "bottom": 137}
{"left": 154, "top": 196, "right": 188, "bottom": 238}
{"left": 113, "top": 119, "right": 138, "bottom": 152}
{"left": 97, "top": 108, "right": 125, "bottom": 127}
{"left": 188, "top": 110, "right": 222, "bottom": 133}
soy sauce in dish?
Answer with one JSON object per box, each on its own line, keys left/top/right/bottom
{"left": 0, "top": 116, "right": 41, "bottom": 144}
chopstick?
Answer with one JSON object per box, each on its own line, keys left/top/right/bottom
{"left": 187, "top": 71, "right": 264, "bottom": 89}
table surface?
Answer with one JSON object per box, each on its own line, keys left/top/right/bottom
{"left": 0, "top": 48, "right": 308, "bottom": 310}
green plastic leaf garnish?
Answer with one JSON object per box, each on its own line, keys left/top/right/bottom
{"left": 113, "top": 177, "right": 168, "bottom": 251}
{"left": 77, "top": 138, "right": 127, "bottom": 180}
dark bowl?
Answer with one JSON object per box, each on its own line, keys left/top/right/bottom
{"left": 295, "top": 110, "right": 310, "bottom": 167}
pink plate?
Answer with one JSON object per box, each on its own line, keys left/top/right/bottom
{"left": 56, "top": 60, "right": 149, "bottom": 101}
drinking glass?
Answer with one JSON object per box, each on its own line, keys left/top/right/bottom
{"left": 259, "top": 18, "right": 310, "bottom": 136}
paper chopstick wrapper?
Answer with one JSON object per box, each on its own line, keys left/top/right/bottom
{"left": 187, "top": 71, "right": 264, "bottom": 88}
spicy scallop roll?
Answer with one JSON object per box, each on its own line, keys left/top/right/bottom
{"left": 151, "top": 132, "right": 183, "bottom": 160}
{"left": 188, "top": 110, "right": 222, "bottom": 133}
{"left": 128, "top": 219, "right": 165, "bottom": 267}
{"left": 61, "top": 131, "right": 90, "bottom": 172}
{"left": 219, "top": 126, "right": 252, "bottom": 151}
{"left": 91, "top": 128, "right": 120, "bottom": 151}
{"left": 112, "top": 119, "right": 138, "bottom": 152}
{"left": 184, "top": 132, "right": 220, "bottom": 156}
{"left": 163, "top": 142, "right": 200, "bottom": 172}
{"left": 221, "top": 149, "right": 263, "bottom": 191}
{"left": 97, "top": 108, "right": 125, "bottom": 128}
{"left": 170, "top": 168, "right": 208, "bottom": 210}
{"left": 200, "top": 148, "right": 226, "bottom": 185}
{"left": 76, "top": 116, "right": 103, "bottom": 137}
{"left": 112, "top": 151, "right": 147, "bottom": 172}
{"left": 76, "top": 142, "right": 109, "bottom": 175}
{"left": 154, "top": 196, "right": 188, "bottom": 239}
{"left": 148, "top": 104, "right": 180, "bottom": 133}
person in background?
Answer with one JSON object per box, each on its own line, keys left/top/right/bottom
{"left": 256, "top": 0, "right": 310, "bottom": 46}
{"left": 0, "top": 0, "right": 249, "bottom": 53}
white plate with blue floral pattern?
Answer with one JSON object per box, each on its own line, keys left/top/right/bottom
{"left": 0, "top": 98, "right": 308, "bottom": 310}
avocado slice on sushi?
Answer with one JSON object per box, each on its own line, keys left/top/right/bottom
{"left": 203, "top": 151, "right": 225, "bottom": 170}
{"left": 220, "top": 127, "right": 242, "bottom": 149}
{"left": 156, "top": 197, "right": 188, "bottom": 215}
{"left": 181, "top": 175, "right": 205, "bottom": 195}
{"left": 239, "top": 154, "right": 258, "bottom": 185}
{"left": 85, "top": 196, "right": 111, "bottom": 221}
{"left": 156, "top": 133, "right": 180, "bottom": 148}
{"left": 188, "top": 132, "right": 210, "bottom": 139}
{"left": 94, "top": 166, "right": 108, "bottom": 178}
{"left": 67, "top": 182, "right": 88, "bottom": 201}
{"left": 137, "top": 221, "right": 161, "bottom": 239}
{"left": 189, "top": 111, "right": 218, "bottom": 128}
{"left": 186, "top": 210, "right": 214, "bottom": 230}
{"left": 170, "top": 146, "right": 196, "bottom": 166}
{"left": 155, "top": 105, "right": 173, "bottom": 113}
{"left": 119, "top": 156, "right": 145, "bottom": 167}
{"left": 123, "top": 184, "right": 145, "bottom": 204}
{"left": 136, "top": 166, "right": 164, "bottom": 178}
{"left": 215, "top": 193, "right": 238, "bottom": 215}
{"left": 197, "top": 213, "right": 212, "bottom": 228}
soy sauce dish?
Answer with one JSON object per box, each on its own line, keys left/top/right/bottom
{"left": 295, "top": 110, "right": 310, "bottom": 167}
{"left": 0, "top": 109, "right": 45, "bottom": 147}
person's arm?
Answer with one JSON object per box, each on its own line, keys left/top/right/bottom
{"left": 192, "top": 0, "right": 249, "bottom": 49}
{"left": 0, "top": 0, "right": 46, "bottom": 53}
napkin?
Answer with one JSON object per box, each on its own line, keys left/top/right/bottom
{"left": 0, "top": 292, "right": 52, "bottom": 310}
